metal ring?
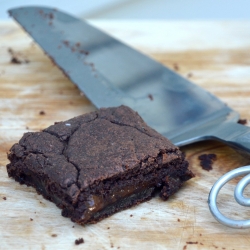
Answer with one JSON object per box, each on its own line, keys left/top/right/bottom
{"left": 208, "top": 165, "right": 250, "bottom": 228}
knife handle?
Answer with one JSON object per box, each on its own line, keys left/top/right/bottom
{"left": 212, "top": 121, "right": 250, "bottom": 158}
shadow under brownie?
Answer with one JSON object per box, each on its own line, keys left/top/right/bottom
{"left": 7, "top": 105, "right": 194, "bottom": 224}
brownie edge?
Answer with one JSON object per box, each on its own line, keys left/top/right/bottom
{"left": 7, "top": 105, "right": 194, "bottom": 224}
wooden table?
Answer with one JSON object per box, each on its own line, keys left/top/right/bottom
{"left": 1, "top": 20, "right": 250, "bottom": 250}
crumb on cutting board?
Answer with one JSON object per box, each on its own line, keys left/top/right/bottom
{"left": 75, "top": 238, "right": 84, "bottom": 245}
{"left": 238, "top": 119, "right": 247, "bottom": 125}
{"left": 198, "top": 154, "right": 217, "bottom": 171}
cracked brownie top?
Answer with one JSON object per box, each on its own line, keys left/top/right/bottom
{"left": 8, "top": 106, "right": 179, "bottom": 191}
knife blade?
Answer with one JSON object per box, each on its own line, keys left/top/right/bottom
{"left": 9, "top": 6, "right": 250, "bottom": 156}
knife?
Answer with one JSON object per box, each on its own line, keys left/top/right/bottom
{"left": 9, "top": 6, "right": 250, "bottom": 156}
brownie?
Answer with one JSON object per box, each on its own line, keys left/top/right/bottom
{"left": 7, "top": 105, "right": 194, "bottom": 224}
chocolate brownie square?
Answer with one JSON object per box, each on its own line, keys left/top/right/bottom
{"left": 7, "top": 105, "right": 193, "bottom": 224}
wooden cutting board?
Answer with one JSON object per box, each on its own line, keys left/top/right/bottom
{"left": 1, "top": 20, "right": 250, "bottom": 250}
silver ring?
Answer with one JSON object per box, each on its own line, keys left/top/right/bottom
{"left": 208, "top": 165, "right": 250, "bottom": 228}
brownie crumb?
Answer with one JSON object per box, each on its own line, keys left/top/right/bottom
{"left": 107, "top": 227, "right": 110, "bottom": 229}
{"left": 51, "top": 234, "right": 57, "bottom": 237}
{"left": 200, "top": 233, "right": 202, "bottom": 236}
{"left": 11, "top": 57, "right": 22, "bottom": 64}
{"left": 8, "top": 48, "right": 29, "bottom": 64}
{"left": 200, "top": 243, "right": 204, "bottom": 245}
{"left": 111, "top": 243, "right": 114, "bottom": 248}
{"left": 3, "top": 197, "right": 6, "bottom": 200}
{"left": 75, "top": 238, "right": 84, "bottom": 245}
{"left": 186, "top": 241, "right": 198, "bottom": 244}
{"left": 63, "top": 40, "right": 69, "bottom": 46}
{"left": 30, "top": 218, "right": 33, "bottom": 221}
{"left": 48, "top": 13, "right": 54, "bottom": 19}
{"left": 187, "top": 72, "right": 193, "bottom": 78}
{"left": 238, "top": 119, "right": 247, "bottom": 125}
{"left": 148, "top": 94, "right": 154, "bottom": 101}
{"left": 173, "top": 63, "right": 179, "bottom": 71}
{"left": 8, "top": 48, "right": 13, "bottom": 54}
{"left": 198, "top": 154, "right": 217, "bottom": 171}
{"left": 130, "top": 214, "right": 133, "bottom": 217}
{"left": 39, "top": 111, "right": 46, "bottom": 115}
{"left": 80, "top": 49, "right": 89, "bottom": 55}
{"left": 72, "top": 226, "right": 75, "bottom": 228}
{"left": 177, "top": 218, "right": 180, "bottom": 222}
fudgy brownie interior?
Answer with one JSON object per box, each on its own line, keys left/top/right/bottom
{"left": 7, "top": 106, "right": 194, "bottom": 224}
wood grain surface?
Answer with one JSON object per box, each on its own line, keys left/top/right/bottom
{"left": 1, "top": 21, "right": 250, "bottom": 250}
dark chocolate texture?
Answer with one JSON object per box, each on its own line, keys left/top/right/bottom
{"left": 7, "top": 105, "right": 194, "bottom": 224}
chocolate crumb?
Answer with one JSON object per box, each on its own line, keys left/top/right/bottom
{"left": 148, "top": 94, "right": 153, "bottom": 101}
{"left": 48, "top": 13, "right": 54, "bottom": 19}
{"left": 80, "top": 49, "right": 89, "bottom": 55}
{"left": 3, "top": 197, "right": 6, "bottom": 200}
{"left": 8, "top": 48, "right": 13, "bottom": 54}
{"left": 187, "top": 72, "right": 193, "bottom": 78}
{"left": 11, "top": 57, "right": 22, "bottom": 64}
{"left": 26, "top": 126, "right": 29, "bottom": 130}
{"left": 30, "top": 218, "right": 33, "bottom": 221}
{"left": 63, "top": 40, "right": 69, "bottom": 46}
{"left": 200, "top": 233, "right": 202, "bottom": 236}
{"left": 72, "top": 226, "right": 75, "bottom": 228}
{"left": 173, "top": 63, "right": 179, "bottom": 71}
{"left": 186, "top": 241, "right": 198, "bottom": 244}
{"left": 200, "top": 243, "right": 204, "bottom": 245}
{"left": 111, "top": 243, "right": 114, "bottom": 248}
{"left": 107, "top": 227, "right": 110, "bottom": 229}
{"left": 198, "top": 154, "right": 217, "bottom": 171}
{"left": 130, "top": 214, "right": 133, "bottom": 217}
{"left": 75, "top": 238, "right": 84, "bottom": 245}
{"left": 177, "top": 218, "right": 180, "bottom": 222}
{"left": 39, "top": 111, "right": 46, "bottom": 115}
{"left": 238, "top": 119, "right": 247, "bottom": 125}
{"left": 8, "top": 48, "right": 29, "bottom": 64}
{"left": 51, "top": 234, "right": 57, "bottom": 237}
